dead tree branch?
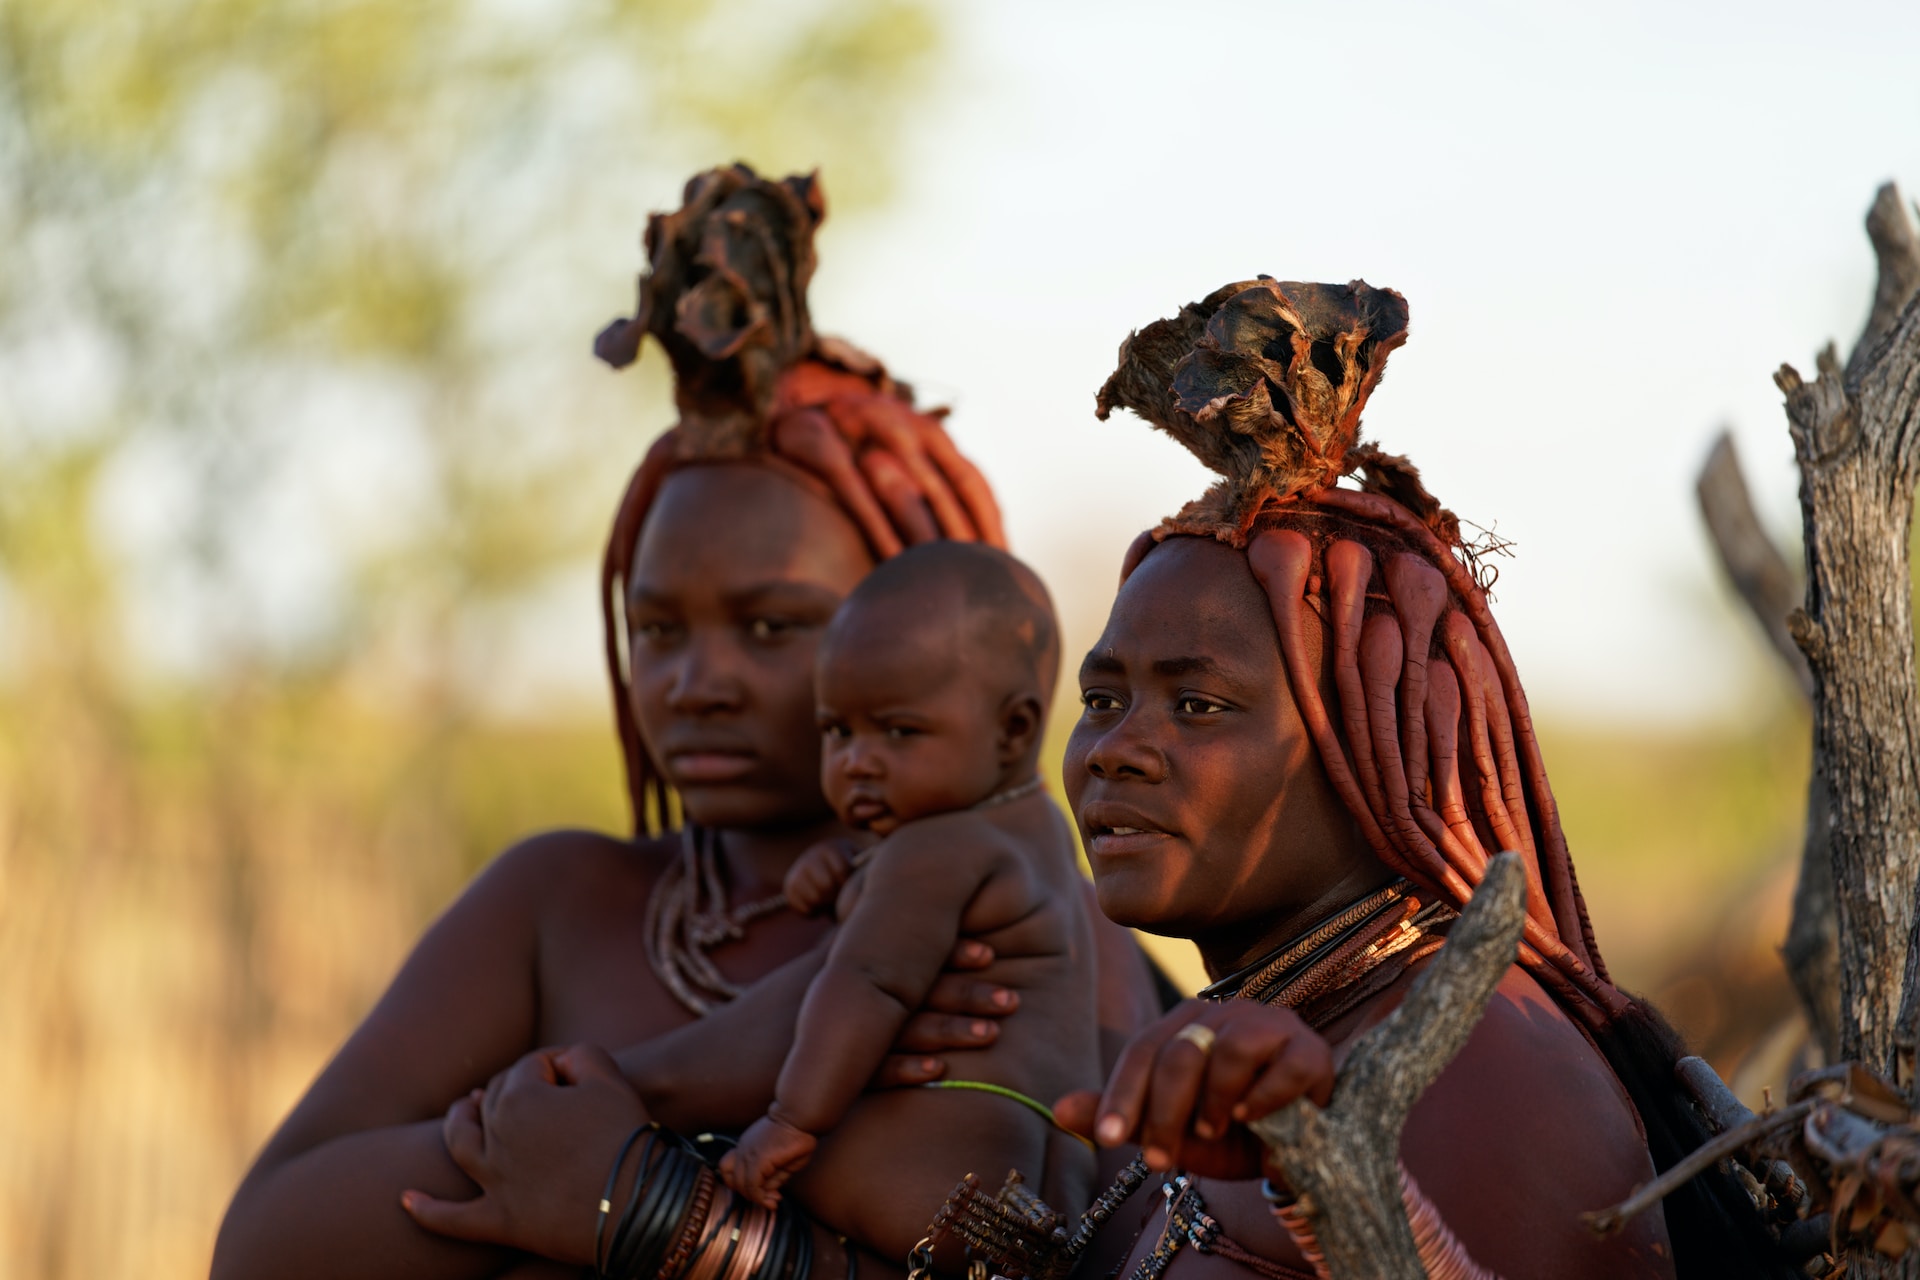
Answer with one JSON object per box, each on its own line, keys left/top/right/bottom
{"left": 1695, "top": 431, "right": 1840, "bottom": 1057}
{"left": 1698, "top": 433, "right": 1816, "bottom": 696}
{"left": 1782, "top": 181, "right": 1920, "bottom": 1087}
{"left": 1248, "top": 852, "right": 1527, "bottom": 1280}
{"left": 1850, "top": 184, "right": 1920, "bottom": 386}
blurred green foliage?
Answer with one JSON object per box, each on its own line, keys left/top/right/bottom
{"left": 0, "top": 1, "right": 940, "bottom": 1274}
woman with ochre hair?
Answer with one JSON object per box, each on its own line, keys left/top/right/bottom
{"left": 211, "top": 166, "right": 1161, "bottom": 1279}
{"left": 1044, "top": 277, "right": 1798, "bottom": 1279}
{"left": 393, "top": 275, "right": 1795, "bottom": 1280}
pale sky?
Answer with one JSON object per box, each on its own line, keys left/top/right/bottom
{"left": 807, "top": 0, "right": 1920, "bottom": 724}
{"left": 59, "top": 0, "right": 1920, "bottom": 727}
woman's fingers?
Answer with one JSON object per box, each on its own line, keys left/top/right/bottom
{"left": 442, "top": 1092, "right": 487, "bottom": 1176}
{"left": 1194, "top": 1005, "right": 1298, "bottom": 1141}
{"left": 1237, "top": 1030, "right": 1335, "bottom": 1119}
{"left": 482, "top": 1049, "right": 558, "bottom": 1128}
{"left": 399, "top": 1188, "right": 502, "bottom": 1243}
{"left": 1091, "top": 1001, "right": 1337, "bottom": 1169}
{"left": 1051, "top": 1090, "right": 1100, "bottom": 1141}
{"left": 944, "top": 938, "right": 995, "bottom": 971}
{"left": 870, "top": 1053, "right": 947, "bottom": 1089}
{"left": 1139, "top": 1013, "right": 1231, "bottom": 1168}
{"left": 894, "top": 1010, "right": 1000, "bottom": 1054}
{"left": 920, "top": 973, "right": 1018, "bottom": 1018}
{"left": 551, "top": 1043, "right": 625, "bottom": 1087}
{"left": 1092, "top": 1000, "right": 1208, "bottom": 1146}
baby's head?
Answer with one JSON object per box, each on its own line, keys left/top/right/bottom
{"left": 816, "top": 542, "right": 1060, "bottom": 835}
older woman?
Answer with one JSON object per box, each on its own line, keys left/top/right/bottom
{"left": 210, "top": 166, "right": 1160, "bottom": 1280}
{"left": 1048, "top": 278, "right": 1796, "bottom": 1280}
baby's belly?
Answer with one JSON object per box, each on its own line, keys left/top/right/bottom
{"left": 792, "top": 1085, "right": 1060, "bottom": 1266}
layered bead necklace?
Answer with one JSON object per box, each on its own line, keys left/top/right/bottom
{"left": 645, "top": 777, "right": 1048, "bottom": 1016}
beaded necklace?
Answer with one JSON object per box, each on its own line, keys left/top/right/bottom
{"left": 645, "top": 826, "right": 790, "bottom": 1016}
{"left": 647, "top": 777, "right": 1049, "bottom": 1016}
{"left": 1198, "top": 879, "right": 1456, "bottom": 1024}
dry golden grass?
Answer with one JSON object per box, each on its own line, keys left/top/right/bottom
{"left": 0, "top": 683, "right": 1811, "bottom": 1277}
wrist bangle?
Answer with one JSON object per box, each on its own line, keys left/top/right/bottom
{"left": 597, "top": 1126, "right": 651, "bottom": 1276}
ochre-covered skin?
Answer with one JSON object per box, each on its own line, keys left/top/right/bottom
{"left": 1058, "top": 537, "right": 1672, "bottom": 1280}
{"left": 1060, "top": 278, "right": 1796, "bottom": 1279}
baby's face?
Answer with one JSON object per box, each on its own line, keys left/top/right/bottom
{"left": 815, "top": 629, "right": 1006, "bottom": 837}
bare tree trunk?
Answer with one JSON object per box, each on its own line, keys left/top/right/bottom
{"left": 1780, "top": 181, "right": 1920, "bottom": 1279}
{"left": 1783, "top": 183, "right": 1920, "bottom": 1076}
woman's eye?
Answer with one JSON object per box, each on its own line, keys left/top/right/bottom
{"left": 747, "top": 617, "right": 793, "bottom": 641}
{"left": 632, "top": 620, "right": 679, "bottom": 645}
{"left": 821, "top": 723, "right": 851, "bottom": 741}
{"left": 885, "top": 725, "right": 922, "bottom": 740}
{"left": 1080, "top": 691, "right": 1122, "bottom": 712}
{"left": 1176, "top": 696, "right": 1228, "bottom": 715}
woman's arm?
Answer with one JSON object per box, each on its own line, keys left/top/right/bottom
{"left": 398, "top": 930, "right": 1024, "bottom": 1256}
{"left": 211, "top": 831, "right": 604, "bottom": 1280}
{"left": 1058, "top": 979, "right": 1677, "bottom": 1280}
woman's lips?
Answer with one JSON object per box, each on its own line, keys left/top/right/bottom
{"left": 1087, "top": 826, "right": 1175, "bottom": 856}
{"left": 666, "top": 751, "right": 758, "bottom": 784}
{"left": 1081, "top": 804, "right": 1177, "bottom": 857}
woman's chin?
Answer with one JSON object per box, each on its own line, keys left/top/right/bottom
{"left": 1092, "top": 878, "right": 1211, "bottom": 936}
{"left": 677, "top": 784, "right": 829, "bottom": 833}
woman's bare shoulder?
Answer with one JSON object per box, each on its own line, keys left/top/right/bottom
{"left": 480, "top": 826, "right": 677, "bottom": 896}
{"left": 1387, "top": 963, "right": 1674, "bottom": 1278}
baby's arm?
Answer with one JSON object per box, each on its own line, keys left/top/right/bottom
{"left": 721, "top": 825, "right": 1002, "bottom": 1206}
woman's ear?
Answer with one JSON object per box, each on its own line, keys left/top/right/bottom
{"left": 997, "top": 692, "right": 1046, "bottom": 767}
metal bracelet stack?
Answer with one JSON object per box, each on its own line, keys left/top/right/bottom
{"left": 596, "top": 1127, "right": 814, "bottom": 1280}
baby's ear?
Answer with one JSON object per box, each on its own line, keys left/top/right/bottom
{"left": 996, "top": 691, "right": 1045, "bottom": 764}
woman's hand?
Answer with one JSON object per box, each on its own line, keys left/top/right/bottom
{"left": 1054, "top": 1000, "right": 1333, "bottom": 1180}
{"left": 402, "top": 1044, "right": 648, "bottom": 1265}
{"left": 872, "top": 938, "right": 1020, "bottom": 1087}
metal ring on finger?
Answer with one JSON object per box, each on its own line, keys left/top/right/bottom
{"left": 1173, "top": 1022, "right": 1218, "bottom": 1056}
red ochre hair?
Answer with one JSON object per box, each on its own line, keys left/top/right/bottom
{"left": 597, "top": 164, "right": 1005, "bottom": 835}
{"left": 1098, "top": 278, "right": 1806, "bottom": 1278}
{"left": 1096, "top": 277, "right": 1626, "bottom": 1030}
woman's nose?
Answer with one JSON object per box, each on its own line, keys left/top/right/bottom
{"left": 1083, "top": 713, "right": 1167, "bottom": 783}
{"left": 663, "top": 640, "right": 744, "bottom": 714}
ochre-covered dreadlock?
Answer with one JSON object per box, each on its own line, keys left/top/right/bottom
{"left": 1098, "top": 277, "right": 1797, "bottom": 1279}
{"left": 597, "top": 164, "right": 1005, "bottom": 837}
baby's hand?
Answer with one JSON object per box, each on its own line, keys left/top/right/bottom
{"left": 719, "top": 1114, "right": 818, "bottom": 1209}
{"left": 784, "top": 839, "right": 857, "bottom": 917}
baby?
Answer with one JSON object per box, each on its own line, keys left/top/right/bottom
{"left": 716, "top": 541, "right": 1102, "bottom": 1262}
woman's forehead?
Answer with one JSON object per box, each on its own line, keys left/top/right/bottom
{"left": 631, "top": 463, "right": 872, "bottom": 591}
{"left": 1095, "top": 537, "right": 1280, "bottom": 665}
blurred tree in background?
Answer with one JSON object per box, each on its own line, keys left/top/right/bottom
{"left": 0, "top": 1, "right": 939, "bottom": 1273}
